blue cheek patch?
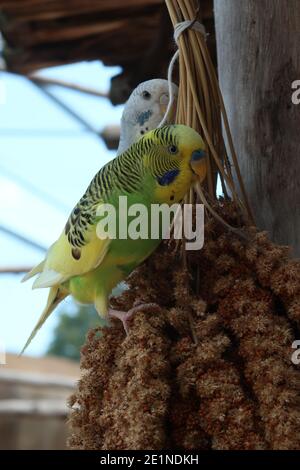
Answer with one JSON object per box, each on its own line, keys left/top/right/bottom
{"left": 137, "top": 110, "right": 153, "bottom": 126}
{"left": 157, "top": 169, "right": 180, "bottom": 186}
{"left": 191, "top": 149, "right": 206, "bottom": 161}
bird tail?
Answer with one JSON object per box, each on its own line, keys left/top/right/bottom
{"left": 21, "top": 260, "right": 45, "bottom": 282}
{"left": 20, "top": 286, "right": 67, "bottom": 355}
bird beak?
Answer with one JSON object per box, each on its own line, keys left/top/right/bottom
{"left": 159, "top": 93, "right": 177, "bottom": 120}
{"left": 159, "top": 93, "right": 169, "bottom": 114}
{"left": 190, "top": 149, "right": 207, "bottom": 182}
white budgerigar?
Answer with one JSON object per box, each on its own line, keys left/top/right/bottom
{"left": 117, "top": 78, "right": 178, "bottom": 155}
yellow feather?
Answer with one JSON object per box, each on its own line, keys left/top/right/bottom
{"left": 20, "top": 286, "right": 67, "bottom": 355}
{"left": 21, "top": 260, "right": 45, "bottom": 282}
{"left": 43, "top": 226, "right": 110, "bottom": 281}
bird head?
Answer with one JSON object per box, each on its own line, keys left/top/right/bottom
{"left": 143, "top": 124, "right": 207, "bottom": 204}
{"left": 118, "top": 79, "right": 178, "bottom": 155}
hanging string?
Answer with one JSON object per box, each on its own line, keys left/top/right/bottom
{"left": 158, "top": 20, "right": 207, "bottom": 128}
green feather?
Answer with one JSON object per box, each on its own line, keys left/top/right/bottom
{"left": 21, "top": 125, "right": 206, "bottom": 353}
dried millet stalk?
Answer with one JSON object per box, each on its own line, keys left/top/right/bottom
{"left": 168, "top": 391, "right": 210, "bottom": 449}
{"left": 99, "top": 308, "right": 171, "bottom": 450}
{"left": 67, "top": 325, "right": 124, "bottom": 449}
{"left": 69, "top": 307, "right": 171, "bottom": 450}
{"left": 216, "top": 279, "right": 300, "bottom": 450}
{"left": 169, "top": 305, "right": 266, "bottom": 450}
{"left": 68, "top": 202, "right": 300, "bottom": 450}
{"left": 271, "top": 261, "right": 300, "bottom": 327}
{"left": 191, "top": 202, "right": 300, "bottom": 450}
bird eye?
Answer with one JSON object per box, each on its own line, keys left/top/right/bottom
{"left": 142, "top": 90, "right": 151, "bottom": 100}
{"left": 168, "top": 145, "right": 178, "bottom": 154}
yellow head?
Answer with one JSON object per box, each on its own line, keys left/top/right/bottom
{"left": 143, "top": 124, "right": 207, "bottom": 203}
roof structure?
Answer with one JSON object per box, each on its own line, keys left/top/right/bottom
{"left": 0, "top": 0, "right": 215, "bottom": 103}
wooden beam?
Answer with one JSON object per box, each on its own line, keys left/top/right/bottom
{"left": 214, "top": 0, "right": 300, "bottom": 256}
{"left": 0, "top": 0, "right": 162, "bottom": 18}
{"left": 0, "top": 267, "right": 32, "bottom": 274}
{"left": 29, "top": 74, "right": 108, "bottom": 99}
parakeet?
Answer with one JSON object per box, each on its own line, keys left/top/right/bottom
{"left": 117, "top": 79, "right": 178, "bottom": 155}
{"left": 21, "top": 125, "right": 207, "bottom": 353}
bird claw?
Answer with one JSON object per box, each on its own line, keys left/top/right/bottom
{"left": 108, "top": 302, "right": 159, "bottom": 335}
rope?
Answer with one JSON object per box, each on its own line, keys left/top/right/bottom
{"left": 158, "top": 20, "right": 207, "bottom": 128}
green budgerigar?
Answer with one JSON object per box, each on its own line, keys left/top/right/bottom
{"left": 21, "top": 125, "right": 207, "bottom": 353}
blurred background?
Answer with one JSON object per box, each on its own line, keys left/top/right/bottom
{"left": 1, "top": 61, "right": 123, "bottom": 359}
{"left": 0, "top": 60, "right": 125, "bottom": 449}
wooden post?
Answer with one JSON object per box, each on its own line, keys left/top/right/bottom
{"left": 214, "top": 0, "right": 300, "bottom": 256}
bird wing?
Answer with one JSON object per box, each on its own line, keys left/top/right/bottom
{"left": 26, "top": 141, "right": 146, "bottom": 289}
{"left": 32, "top": 168, "right": 114, "bottom": 288}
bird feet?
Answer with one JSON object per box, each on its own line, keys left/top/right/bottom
{"left": 108, "top": 302, "right": 159, "bottom": 335}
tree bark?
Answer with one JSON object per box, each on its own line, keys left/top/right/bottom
{"left": 214, "top": 0, "right": 300, "bottom": 256}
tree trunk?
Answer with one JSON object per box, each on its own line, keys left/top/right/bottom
{"left": 214, "top": 0, "right": 300, "bottom": 256}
